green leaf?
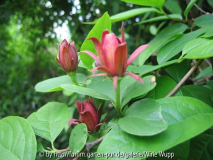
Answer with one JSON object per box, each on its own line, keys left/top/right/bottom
{"left": 37, "top": 141, "right": 46, "bottom": 152}
{"left": 27, "top": 102, "right": 69, "bottom": 143}
{"left": 121, "top": 76, "right": 156, "bottom": 107}
{"left": 165, "top": 60, "right": 189, "bottom": 82}
{"left": 207, "top": 0, "right": 213, "bottom": 8}
{"left": 157, "top": 28, "right": 205, "bottom": 64}
{"left": 201, "top": 27, "right": 213, "bottom": 38}
{"left": 35, "top": 73, "right": 86, "bottom": 92}
{"left": 149, "top": 23, "right": 188, "bottom": 45}
{"left": 188, "top": 129, "right": 213, "bottom": 160}
{"left": 184, "top": 0, "right": 197, "bottom": 21}
{"left": 133, "top": 59, "right": 178, "bottom": 75}
{"left": 207, "top": 80, "right": 213, "bottom": 90}
{"left": 183, "top": 40, "right": 213, "bottom": 59}
{"left": 87, "top": 79, "right": 115, "bottom": 102}
{"left": 97, "top": 97, "right": 213, "bottom": 160}
{"left": 139, "top": 23, "right": 188, "bottom": 65}
{"left": 0, "top": 116, "right": 37, "bottom": 160}
{"left": 194, "top": 14, "right": 213, "bottom": 27}
{"left": 69, "top": 124, "right": 87, "bottom": 153}
{"left": 121, "top": 0, "right": 165, "bottom": 9}
{"left": 110, "top": 8, "right": 160, "bottom": 23}
{"left": 181, "top": 85, "right": 213, "bottom": 107}
{"left": 137, "top": 14, "right": 182, "bottom": 24}
{"left": 154, "top": 76, "right": 183, "bottom": 99}
{"left": 61, "top": 84, "right": 113, "bottom": 101}
{"left": 119, "top": 99, "right": 168, "bottom": 136}
{"left": 164, "top": 0, "right": 182, "bottom": 14}
{"left": 182, "top": 38, "right": 209, "bottom": 57}
{"left": 148, "top": 141, "right": 190, "bottom": 160}
{"left": 80, "top": 12, "right": 111, "bottom": 68}
{"left": 195, "top": 66, "right": 213, "bottom": 80}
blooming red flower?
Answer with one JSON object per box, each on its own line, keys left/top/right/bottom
{"left": 80, "top": 22, "right": 148, "bottom": 89}
{"left": 68, "top": 98, "right": 103, "bottom": 132}
{"left": 56, "top": 39, "right": 78, "bottom": 73}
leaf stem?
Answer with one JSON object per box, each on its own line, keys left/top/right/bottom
{"left": 115, "top": 79, "right": 122, "bottom": 117}
{"left": 68, "top": 72, "right": 78, "bottom": 85}
{"left": 166, "top": 59, "right": 203, "bottom": 97}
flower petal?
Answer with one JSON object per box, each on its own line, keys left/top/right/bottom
{"left": 75, "top": 100, "right": 83, "bottom": 113}
{"left": 114, "top": 43, "right": 127, "bottom": 76}
{"left": 97, "top": 66, "right": 113, "bottom": 76}
{"left": 127, "top": 44, "right": 149, "bottom": 66}
{"left": 120, "top": 22, "right": 125, "bottom": 43}
{"left": 70, "top": 41, "right": 77, "bottom": 53}
{"left": 79, "top": 51, "right": 101, "bottom": 65}
{"left": 68, "top": 119, "right": 80, "bottom": 126}
{"left": 88, "top": 37, "right": 107, "bottom": 67}
{"left": 101, "top": 30, "right": 110, "bottom": 46}
{"left": 123, "top": 72, "right": 144, "bottom": 83}
{"left": 84, "top": 73, "right": 108, "bottom": 82}
{"left": 113, "top": 76, "right": 118, "bottom": 91}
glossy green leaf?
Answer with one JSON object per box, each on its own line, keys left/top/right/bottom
{"left": 148, "top": 141, "right": 190, "bottom": 160}
{"left": 97, "top": 97, "right": 213, "bottom": 160}
{"left": 80, "top": 12, "right": 111, "bottom": 68}
{"left": 137, "top": 14, "right": 182, "bottom": 24}
{"left": 195, "top": 66, "right": 213, "bottom": 80}
{"left": 194, "top": 15, "right": 213, "bottom": 27}
{"left": 154, "top": 76, "right": 182, "bottom": 99}
{"left": 184, "top": 0, "right": 197, "bottom": 21}
{"left": 69, "top": 124, "right": 87, "bottom": 153}
{"left": 27, "top": 102, "right": 69, "bottom": 142}
{"left": 181, "top": 85, "right": 213, "bottom": 107}
{"left": 164, "top": 0, "right": 182, "bottom": 14}
{"left": 121, "top": 76, "right": 156, "bottom": 107}
{"left": 183, "top": 40, "right": 213, "bottom": 59}
{"left": 201, "top": 27, "right": 213, "bottom": 38}
{"left": 121, "top": 0, "right": 165, "bottom": 9}
{"left": 61, "top": 84, "right": 112, "bottom": 101}
{"left": 165, "top": 60, "right": 189, "bottom": 82}
{"left": 133, "top": 59, "right": 178, "bottom": 75}
{"left": 119, "top": 99, "right": 168, "bottom": 136}
{"left": 111, "top": 8, "right": 160, "bottom": 23}
{"left": 182, "top": 38, "right": 209, "bottom": 57}
{"left": 207, "top": 0, "right": 213, "bottom": 8}
{"left": 157, "top": 28, "right": 205, "bottom": 64}
{"left": 149, "top": 23, "right": 188, "bottom": 45}
{"left": 35, "top": 74, "right": 86, "bottom": 92}
{"left": 139, "top": 23, "right": 188, "bottom": 65}
{"left": 87, "top": 79, "right": 115, "bottom": 102}
{"left": 0, "top": 117, "right": 37, "bottom": 160}
{"left": 188, "top": 129, "right": 213, "bottom": 160}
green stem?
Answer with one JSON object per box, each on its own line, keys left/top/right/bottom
{"left": 115, "top": 79, "right": 122, "bottom": 117}
{"left": 68, "top": 72, "right": 78, "bottom": 85}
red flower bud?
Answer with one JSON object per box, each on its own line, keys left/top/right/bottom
{"left": 56, "top": 39, "right": 78, "bottom": 73}
{"left": 69, "top": 98, "right": 102, "bottom": 132}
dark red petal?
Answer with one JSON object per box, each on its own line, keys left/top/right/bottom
{"left": 114, "top": 43, "right": 127, "bottom": 76}
{"left": 96, "top": 66, "right": 113, "bottom": 76}
{"left": 75, "top": 100, "right": 83, "bottom": 113}
{"left": 88, "top": 37, "right": 107, "bottom": 67}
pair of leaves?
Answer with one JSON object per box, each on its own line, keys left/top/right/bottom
{"left": 97, "top": 97, "right": 213, "bottom": 160}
